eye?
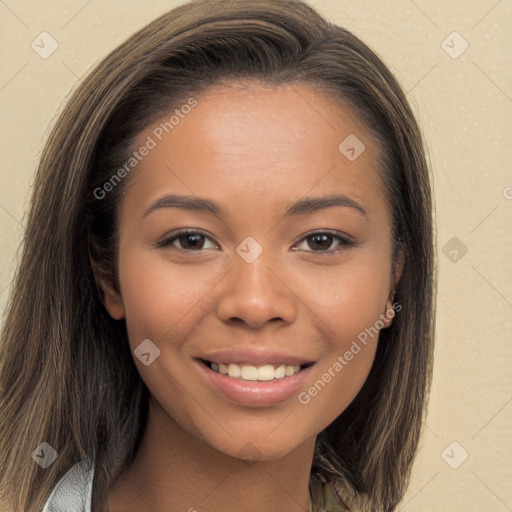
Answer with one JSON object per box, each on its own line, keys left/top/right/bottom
{"left": 293, "top": 231, "right": 357, "bottom": 253}
{"left": 156, "top": 229, "right": 357, "bottom": 254}
{"left": 156, "top": 230, "right": 218, "bottom": 252}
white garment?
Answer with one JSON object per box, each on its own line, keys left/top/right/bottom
{"left": 42, "top": 458, "right": 94, "bottom": 512}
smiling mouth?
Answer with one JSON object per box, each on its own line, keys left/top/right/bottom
{"left": 200, "top": 359, "right": 314, "bottom": 381}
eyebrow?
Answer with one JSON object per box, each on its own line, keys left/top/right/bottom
{"left": 142, "top": 193, "right": 368, "bottom": 219}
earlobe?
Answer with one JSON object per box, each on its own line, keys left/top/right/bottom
{"left": 90, "top": 253, "right": 125, "bottom": 320}
{"left": 383, "top": 249, "right": 405, "bottom": 327}
{"left": 97, "top": 277, "right": 125, "bottom": 320}
{"left": 383, "top": 294, "right": 396, "bottom": 327}
{"left": 103, "top": 287, "right": 125, "bottom": 320}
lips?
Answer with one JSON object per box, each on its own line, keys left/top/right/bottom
{"left": 194, "top": 348, "right": 317, "bottom": 406}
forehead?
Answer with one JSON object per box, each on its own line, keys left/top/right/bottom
{"left": 124, "top": 80, "right": 388, "bottom": 217}
{"left": 174, "top": 80, "right": 378, "bottom": 167}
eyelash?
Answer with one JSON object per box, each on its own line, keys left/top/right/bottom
{"left": 156, "top": 229, "right": 358, "bottom": 254}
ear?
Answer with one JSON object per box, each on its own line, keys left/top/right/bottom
{"left": 383, "top": 248, "right": 405, "bottom": 326}
{"left": 100, "top": 279, "right": 125, "bottom": 320}
{"left": 91, "top": 259, "right": 125, "bottom": 320}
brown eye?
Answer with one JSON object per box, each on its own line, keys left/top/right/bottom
{"left": 294, "top": 232, "right": 356, "bottom": 253}
{"left": 156, "top": 230, "right": 218, "bottom": 251}
{"left": 307, "top": 234, "right": 335, "bottom": 251}
{"left": 176, "top": 233, "right": 206, "bottom": 250}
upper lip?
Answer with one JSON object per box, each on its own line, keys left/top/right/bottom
{"left": 197, "top": 348, "right": 316, "bottom": 367}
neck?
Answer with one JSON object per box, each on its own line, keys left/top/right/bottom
{"left": 107, "top": 397, "right": 316, "bottom": 512}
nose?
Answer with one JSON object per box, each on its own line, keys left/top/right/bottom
{"left": 215, "top": 253, "right": 298, "bottom": 330}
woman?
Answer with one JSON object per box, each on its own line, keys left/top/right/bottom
{"left": 0, "top": 0, "right": 436, "bottom": 510}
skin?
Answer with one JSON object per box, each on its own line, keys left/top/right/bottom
{"left": 102, "top": 81, "right": 402, "bottom": 512}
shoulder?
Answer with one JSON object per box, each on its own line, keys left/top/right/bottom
{"left": 42, "top": 457, "right": 95, "bottom": 512}
{"left": 311, "top": 473, "right": 358, "bottom": 512}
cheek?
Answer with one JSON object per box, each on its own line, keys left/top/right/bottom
{"left": 303, "top": 251, "right": 391, "bottom": 339}
{"left": 116, "top": 252, "right": 218, "bottom": 433}
{"left": 296, "top": 343, "right": 377, "bottom": 433}
{"left": 295, "top": 315, "right": 381, "bottom": 435}
{"left": 292, "top": 256, "right": 389, "bottom": 423}
{"left": 117, "top": 247, "right": 217, "bottom": 347}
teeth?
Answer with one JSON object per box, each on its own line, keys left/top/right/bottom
{"left": 257, "top": 365, "right": 274, "bottom": 381}
{"left": 228, "top": 363, "right": 241, "bottom": 378}
{"left": 284, "top": 365, "right": 294, "bottom": 377}
{"left": 274, "top": 365, "right": 286, "bottom": 379}
{"left": 209, "top": 362, "right": 301, "bottom": 381}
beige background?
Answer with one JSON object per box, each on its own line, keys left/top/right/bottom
{"left": 1, "top": 1, "right": 511, "bottom": 510}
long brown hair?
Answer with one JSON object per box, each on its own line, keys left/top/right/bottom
{"left": 0, "top": 1, "right": 436, "bottom": 510}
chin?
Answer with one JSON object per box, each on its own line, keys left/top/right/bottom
{"left": 202, "top": 430, "right": 309, "bottom": 464}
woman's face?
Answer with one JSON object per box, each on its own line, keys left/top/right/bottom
{"left": 103, "top": 81, "right": 399, "bottom": 461}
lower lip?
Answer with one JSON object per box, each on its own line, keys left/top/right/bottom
{"left": 196, "top": 360, "right": 314, "bottom": 407}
